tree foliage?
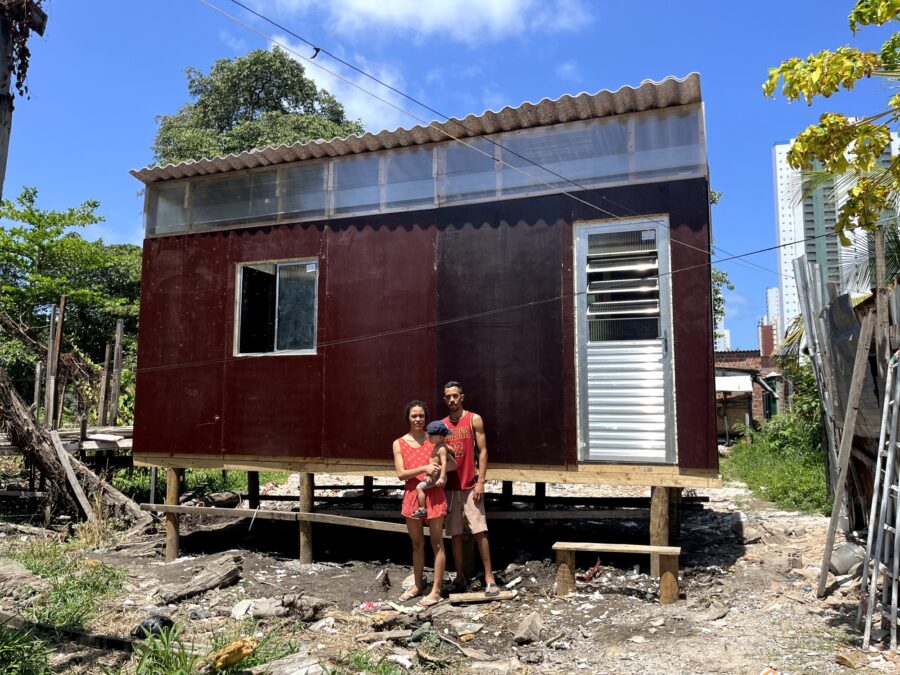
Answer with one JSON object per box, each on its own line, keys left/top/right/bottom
{"left": 764, "top": 0, "right": 900, "bottom": 245}
{"left": 153, "top": 48, "right": 364, "bottom": 165}
{"left": 0, "top": 187, "right": 141, "bottom": 406}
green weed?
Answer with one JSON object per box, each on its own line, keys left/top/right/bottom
{"left": 14, "top": 540, "right": 123, "bottom": 630}
{"left": 0, "top": 624, "right": 52, "bottom": 675}
{"left": 134, "top": 623, "right": 201, "bottom": 675}
{"left": 326, "top": 650, "right": 403, "bottom": 675}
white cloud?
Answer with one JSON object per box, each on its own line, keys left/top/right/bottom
{"left": 275, "top": 36, "right": 415, "bottom": 133}
{"left": 555, "top": 60, "right": 581, "bottom": 83}
{"left": 218, "top": 30, "right": 248, "bottom": 54}
{"left": 261, "top": 0, "right": 593, "bottom": 45}
{"left": 724, "top": 291, "right": 753, "bottom": 321}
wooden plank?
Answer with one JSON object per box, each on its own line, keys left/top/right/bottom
{"left": 132, "top": 454, "right": 722, "bottom": 488}
{"left": 356, "top": 629, "right": 413, "bottom": 642}
{"left": 552, "top": 542, "right": 681, "bottom": 555}
{"left": 49, "top": 430, "right": 95, "bottom": 523}
{"left": 817, "top": 311, "right": 875, "bottom": 598}
{"left": 140, "top": 503, "right": 448, "bottom": 537}
{"left": 142, "top": 503, "right": 300, "bottom": 522}
{"left": 449, "top": 590, "right": 516, "bottom": 604}
{"left": 165, "top": 468, "right": 180, "bottom": 562}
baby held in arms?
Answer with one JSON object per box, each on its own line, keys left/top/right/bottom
{"left": 411, "top": 421, "right": 451, "bottom": 519}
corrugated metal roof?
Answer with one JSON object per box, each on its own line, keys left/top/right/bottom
{"left": 131, "top": 73, "right": 702, "bottom": 184}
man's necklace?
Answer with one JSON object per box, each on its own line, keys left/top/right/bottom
{"left": 449, "top": 413, "right": 463, "bottom": 424}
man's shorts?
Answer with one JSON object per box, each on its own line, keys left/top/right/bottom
{"left": 445, "top": 488, "right": 488, "bottom": 537}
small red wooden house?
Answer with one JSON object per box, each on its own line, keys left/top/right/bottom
{"left": 131, "top": 73, "right": 718, "bottom": 494}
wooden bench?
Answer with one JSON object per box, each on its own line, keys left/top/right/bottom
{"left": 553, "top": 542, "right": 682, "bottom": 604}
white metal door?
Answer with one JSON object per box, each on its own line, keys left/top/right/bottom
{"left": 575, "top": 217, "right": 675, "bottom": 463}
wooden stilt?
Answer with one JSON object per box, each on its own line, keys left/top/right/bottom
{"left": 535, "top": 482, "right": 546, "bottom": 510}
{"left": 299, "top": 472, "right": 314, "bottom": 563}
{"left": 109, "top": 319, "right": 124, "bottom": 425}
{"left": 248, "top": 471, "right": 260, "bottom": 509}
{"left": 658, "top": 553, "right": 679, "bottom": 604}
{"left": 501, "top": 481, "right": 513, "bottom": 508}
{"left": 149, "top": 467, "right": 157, "bottom": 505}
{"left": 362, "top": 475, "right": 374, "bottom": 509}
{"left": 166, "top": 468, "right": 181, "bottom": 562}
{"left": 97, "top": 343, "right": 111, "bottom": 426}
{"left": 668, "top": 487, "right": 682, "bottom": 545}
{"left": 650, "top": 485, "right": 670, "bottom": 578}
{"left": 555, "top": 549, "right": 577, "bottom": 596}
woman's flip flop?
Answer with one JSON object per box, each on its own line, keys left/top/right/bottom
{"left": 484, "top": 582, "right": 500, "bottom": 596}
{"left": 399, "top": 587, "right": 421, "bottom": 602}
{"left": 417, "top": 595, "right": 443, "bottom": 608}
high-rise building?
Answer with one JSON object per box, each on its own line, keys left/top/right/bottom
{"left": 773, "top": 135, "right": 900, "bottom": 330}
{"left": 765, "top": 287, "right": 780, "bottom": 349}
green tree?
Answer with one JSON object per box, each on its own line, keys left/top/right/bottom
{"left": 763, "top": 0, "right": 900, "bottom": 245}
{"left": 153, "top": 48, "right": 364, "bottom": 165}
{"left": 0, "top": 187, "right": 141, "bottom": 411}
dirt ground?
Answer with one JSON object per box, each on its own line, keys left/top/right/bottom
{"left": 0, "top": 474, "right": 892, "bottom": 674}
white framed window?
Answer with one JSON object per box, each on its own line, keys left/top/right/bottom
{"left": 236, "top": 259, "right": 319, "bottom": 355}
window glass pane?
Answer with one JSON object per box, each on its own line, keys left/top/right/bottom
{"left": 152, "top": 184, "right": 188, "bottom": 235}
{"left": 443, "top": 138, "right": 496, "bottom": 202}
{"left": 192, "top": 175, "right": 252, "bottom": 226}
{"left": 249, "top": 170, "right": 279, "bottom": 219}
{"left": 384, "top": 147, "right": 434, "bottom": 208}
{"left": 500, "top": 120, "right": 629, "bottom": 195}
{"left": 238, "top": 263, "right": 276, "bottom": 353}
{"left": 333, "top": 155, "right": 380, "bottom": 214}
{"left": 276, "top": 262, "right": 318, "bottom": 350}
{"left": 282, "top": 163, "right": 326, "bottom": 218}
{"left": 633, "top": 108, "right": 703, "bottom": 178}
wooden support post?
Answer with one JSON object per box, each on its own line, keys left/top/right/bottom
{"left": 166, "top": 468, "right": 181, "bottom": 562}
{"left": 109, "top": 319, "right": 124, "bottom": 426}
{"left": 818, "top": 312, "right": 875, "bottom": 597}
{"left": 97, "top": 343, "right": 111, "bottom": 426}
{"left": 299, "top": 472, "right": 314, "bottom": 563}
{"left": 555, "top": 549, "right": 577, "bottom": 596}
{"left": 501, "top": 481, "right": 513, "bottom": 508}
{"left": 535, "top": 482, "right": 546, "bottom": 511}
{"left": 248, "top": 471, "right": 260, "bottom": 509}
{"left": 32, "top": 361, "right": 40, "bottom": 412}
{"left": 54, "top": 375, "right": 66, "bottom": 431}
{"left": 669, "top": 487, "right": 682, "bottom": 546}
{"left": 362, "top": 475, "right": 373, "bottom": 509}
{"left": 43, "top": 304, "right": 57, "bottom": 426}
{"left": 149, "top": 467, "right": 157, "bottom": 505}
{"left": 650, "top": 485, "right": 670, "bottom": 578}
{"left": 658, "top": 554, "right": 679, "bottom": 605}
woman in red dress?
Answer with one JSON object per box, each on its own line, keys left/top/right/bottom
{"left": 392, "top": 400, "right": 456, "bottom": 606}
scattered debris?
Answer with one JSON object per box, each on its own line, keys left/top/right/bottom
{"left": 834, "top": 649, "right": 868, "bottom": 669}
{"left": 130, "top": 614, "right": 174, "bottom": 638}
{"left": 160, "top": 553, "right": 243, "bottom": 604}
{"left": 513, "top": 611, "right": 543, "bottom": 645}
{"left": 200, "top": 636, "right": 258, "bottom": 671}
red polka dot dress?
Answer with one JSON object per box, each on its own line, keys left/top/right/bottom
{"left": 398, "top": 437, "right": 447, "bottom": 521}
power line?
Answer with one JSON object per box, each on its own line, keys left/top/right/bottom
{"left": 198, "top": 0, "right": 723, "bottom": 265}
{"left": 136, "top": 225, "right": 841, "bottom": 375}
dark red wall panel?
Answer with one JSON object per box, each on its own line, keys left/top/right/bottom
{"left": 320, "top": 218, "right": 438, "bottom": 460}
{"left": 436, "top": 200, "right": 567, "bottom": 467}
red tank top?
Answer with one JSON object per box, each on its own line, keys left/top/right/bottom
{"left": 443, "top": 411, "right": 477, "bottom": 491}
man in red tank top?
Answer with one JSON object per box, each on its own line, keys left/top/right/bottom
{"left": 442, "top": 381, "right": 497, "bottom": 594}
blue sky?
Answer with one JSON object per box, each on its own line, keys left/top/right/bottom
{"left": 6, "top": 0, "right": 898, "bottom": 348}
